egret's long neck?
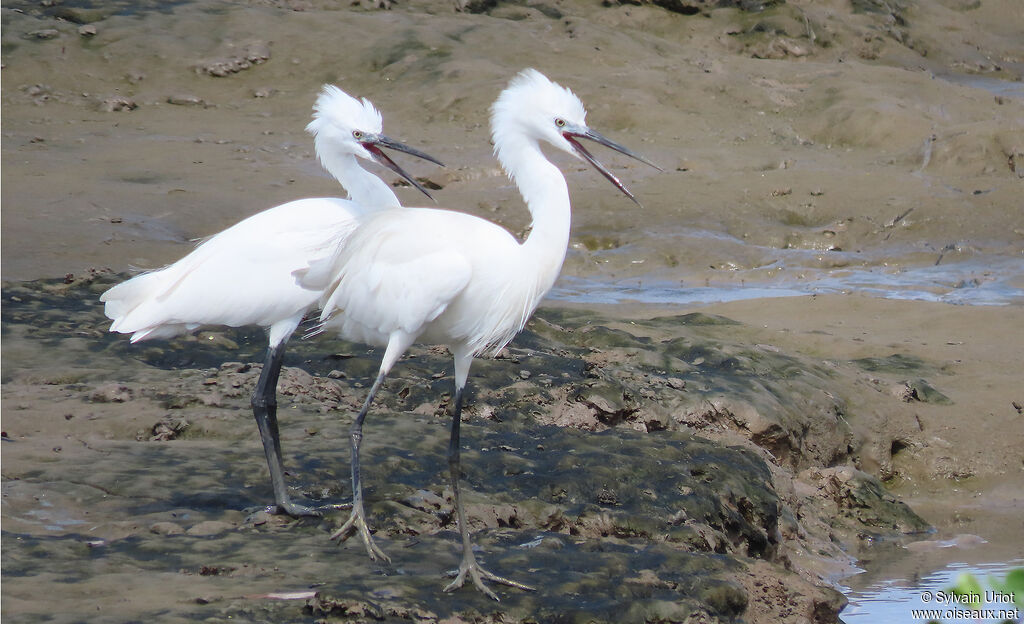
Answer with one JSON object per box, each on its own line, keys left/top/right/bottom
{"left": 317, "top": 139, "right": 400, "bottom": 208}
{"left": 498, "top": 136, "right": 572, "bottom": 298}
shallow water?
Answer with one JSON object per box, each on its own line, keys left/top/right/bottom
{"left": 936, "top": 74, "right": 1024, "bottom": 100}
{"left": 553, "top": 254, "right": 1024, "bottom": 307}
{"left": 841, "top": 559, "right": 1024, "bottom": 624}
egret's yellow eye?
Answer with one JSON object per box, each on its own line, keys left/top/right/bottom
{"left": 555, "top": 118, "right": 566, "bottom": 128}
{"left": 352, "top": 130, "right": 363, "bottom": 140}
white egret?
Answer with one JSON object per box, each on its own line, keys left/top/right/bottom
{"left": 100, "top": 85, "right": 443, "bottom": 517}
{"left": 299, "top": 68, "right": 660, "bottom": 597}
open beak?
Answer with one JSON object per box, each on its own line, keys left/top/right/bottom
{"left": 562, "top": 125, "right": 662, "bottom": 205}
{"left": 361, "top": 133, "right": 445, "bottom": 201}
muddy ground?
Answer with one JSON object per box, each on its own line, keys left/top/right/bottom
{"left": 2, "top": 0, "right": 1023, "bottom": 622}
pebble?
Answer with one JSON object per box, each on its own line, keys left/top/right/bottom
{"left": 167, "top": 94, "right": 205, "bottom": 106}
{"left": 185, "top": 520, "right": 234, "bottom": 536}
{"left": 150, "top": 521, "right": 186, "bottom": 536}
{"left": 89, "top": 383, "right": 132, "bottom": 403}
{"left": 28, "top": 29, "right": 60, "bottom": 40}
{"left": 99, "top": 96, "right": 137, "bottom": 112}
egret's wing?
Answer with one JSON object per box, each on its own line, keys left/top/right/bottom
{"left": 101, "top": 198, "right": 363, "bottom": 342}
{"left": 318, "top": 212, "right": 473, "bottom": 337}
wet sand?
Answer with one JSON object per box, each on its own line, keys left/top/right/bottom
{"left": 3, "top": 0, "right": 1023, "bottom": 622}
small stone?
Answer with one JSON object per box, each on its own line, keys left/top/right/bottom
{"left": 28, "top": 29, "right": 61, "bottom": 40}
{"left": 167, "top": 94, "right": 205, "bottom": 106}
{"left": 99, "top": 96, "right": 137, "bottom": 112}
{"left": 147, "top": 415, "right": 190, "bottom": 441}
{"left": 890, "top": 382, "right": 919, "bottom": 402}
{"left": 186, "top": 521, "right": 234, "bottom": 536}
{"left": 78, "top": 24, "right": 97, "bottom": 37}
{"left": 245, "top": 510, "right": 272, "bottom": 526}
{"left": 90, "top": 383, "right": 132, "bottom": 403}
{"left": 150, "top": 522, "right": 185, "bottom": 536}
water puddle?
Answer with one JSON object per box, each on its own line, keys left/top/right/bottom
{"left": 2, "top": 0, "right": 192, "bottom": 17}
{"left": 840, "top": 559, "right": 1024, "bottom": 623}
{"left": 554, "top": 255, "right": 1024, "bottom": 307}
{"left": 935, "top": 74, "right": 1024, "bottom": 99}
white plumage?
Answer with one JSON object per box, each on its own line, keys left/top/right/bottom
{"left": 302, "top": 68, "right": 658, "bottom": 598}
{"left": 100, "top": 85, "right": 442, "bottom": 517}
{"left": 104, "top": 197, "right": 360, "bottom": 346}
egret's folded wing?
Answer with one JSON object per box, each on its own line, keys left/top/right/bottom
{"left": 321, "top": 246, "right": 473, "bottom": 337}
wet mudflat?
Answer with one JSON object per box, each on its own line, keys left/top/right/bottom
{"left": 2, "top": 275, "right": 962, "bottom": 623}
{"left": 3, "top": 0, "right": 1023, "bottom": 620}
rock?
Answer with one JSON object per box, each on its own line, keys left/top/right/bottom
{"left": 186, "top": 521, "right": 234, "bottom": 536}
{"left": 801, "top": 466, "right": 930, "bottom": 535}
{"left": 402, "top": 489, "right": 446, "bottom": 513}
{"left": 454, "top": 0, "right": 497, "bottom": 13}
{"left": 89, "top": 383, "right": 132, "bottom": 403}
{"left": 52, "top": 6, "right": 110, "bottom": 24}
{"left": 28, "top": 29, "right": 61, "bottom": 40}
{"left": 195, "top": 41, "right": 271, "bottom": 77}
{"left": 167, "top": 94, "right": 205, "bottom": 106}
{"left": 145, "top": 415, "right": 190, "bottom": 441}
{"left": 99, "top": 96, "right": 137, "bottom": 112}
{"left": 150, "top": 522, "right": 186, "bottom": 536}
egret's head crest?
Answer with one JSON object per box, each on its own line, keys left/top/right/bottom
{"left": 306, "top": 84, "right": 383, "bottom": 141}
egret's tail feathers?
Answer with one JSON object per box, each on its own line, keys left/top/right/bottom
{"left": 101, "top": 270, "right": 165, "bottom": 321}
{"left": 100, "top": 269, "right": 189, "bottom": 341}
{"left": 127, "top": 324, "right": 195, "bottom": 343}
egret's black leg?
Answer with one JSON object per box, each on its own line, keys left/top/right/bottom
{"left": 443, "top": 385, "right": 534, "bottom": 600}
{"left": 331, "top": 371, "right": 390, "bottom": 562}
{"left": 251, "top": 345, "right": 320, "bottom": 517}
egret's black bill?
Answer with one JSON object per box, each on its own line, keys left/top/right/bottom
{"left": 563, "top": 126, "right": 661, "bottom": 205}
{"left": 362, "top": 133, "right": 444, "bottom": 201}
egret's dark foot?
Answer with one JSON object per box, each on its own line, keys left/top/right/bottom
{"left": 444, "top": 556, "right": 535, "bottom": 601}
{"left": 331, "top": 505, "right": 390, "bottom": 563}
{"left": 269, "top": 500, "right": 323, "bottom": 518}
